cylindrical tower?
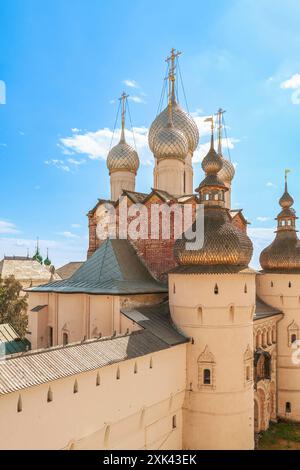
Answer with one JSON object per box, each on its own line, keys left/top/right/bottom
{"left": 107, "top": 92, "right": 139, "bottom": 201}
{"left": 258, "top": 171, "right": 300, "bottom": 421}
{"left": 169, "top": 121, "right": 255, "bottom": 449}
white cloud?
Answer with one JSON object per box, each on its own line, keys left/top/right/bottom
{"left": 56, "top": 231, "right": 79, "bottom": 239}
{"left": 129, "top": 95, "right": 146, "bottom": 104}
{"left": 256, "top": 216, "right": 271, "bottom": 222}
{"left": 0, "top": 220, "right": 19, "bottom": 234}
{"left": 67, "top": 158, "right": 86, "bottom": 166}
{"left": 280, "top": 74, "right": 300, "bottom": 90}
{"left": 59, "top": 126, "right": 152, "bottom": 166}
{"left": 71, "top": 128, "right": 81, "bottom": 133}
{"left": 71, "top": 224, "right": 81, "bottom": 228}
{"left": 123, "top": 79, "right": 139, "bottom": 88}
{"left": 280, "top": 74, "right": 300, "bottom": 105}
{"left": 266, "top": 181, "right": 276, "bottom": 188}
{"left": 44, "top": 159, "right": 71, "bottom": 172}
{"left": 58, "top": 109, "right": 239, "bottom": 167}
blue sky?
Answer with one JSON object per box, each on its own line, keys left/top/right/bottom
{"left": 0, "top": 0, "right": 300, "bottom": 268}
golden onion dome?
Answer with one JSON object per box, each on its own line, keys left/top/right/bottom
{"left": 174, "top": 207, "right": 253, "bottom": 267}
{"left": 149, "top": 101, "right": 199, "bottom": 154}
{"left": 174, "top": 129, "right": 252, "bottom": 270}
{"left": 218, "top": 158, "right": 235, "bottom": 184}
{"left": 279, "top": 190, "right": 294, "bottom": 208}
{"left": 260, "top": 175, "right": 300, "bottom": 272}
{"left": 202, "top": 145, "right": 223, "bottom": 175}
{"left": 106, "top": 134, "right": 139, "bottom": 174}
{"left": 152, "top": 123, "right": 188, "bottom": 161}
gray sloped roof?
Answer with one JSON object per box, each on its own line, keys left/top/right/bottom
{"left": 254, "top": 296, "right": 282, "bottom": 320}
{"left": 56, "top": 262, "right": 84, "bottom": 279}
{"left": 121, "top": 301, "right": 188, "bottom": 346}
{"left": 0, "top": 331, "right": 169, "bottom": 395}
{"left": 29, "top": 239, "right": 167, "bottom": 295}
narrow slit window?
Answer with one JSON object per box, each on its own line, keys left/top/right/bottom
{"left": 244, "top": 284, "right": 247, "bottom": 293}
{"left": 17, "top": 395, "right": 22, "bottom": 413}
{"left": 134, "top": 362, "right": 138, "bottom": 374}
{"left": 73, "top": 379, "right": 78, "bottom": 394}
{"left": 96, "top": 372, "right": 100, "bottom": 387}
{"left": 47, "top": 387, "right": 53, "bottom": 403}
{"left": 116, "top": 367, "right": 120, "bottom": 380}
{"left": 291, "top": 334, "right": 297, "bottom": 345}
{"left": 286, "top": 402, "right": 292, "bottom": 413}
{"left": 172, "top": 415, "right": 177, "bottom": 429}
{"left": 214, "top": 284, "right": 219, "bottom": 295}
{"left": 203, "top": 368, "right": 211, "bottom": 385}
{"left": 150, "top": 358, "right": 153, "bottom": 369}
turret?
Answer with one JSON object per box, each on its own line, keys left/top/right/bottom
{"left": 258, "top": 170, "right": 300, "bottom": 421}
{"left": 169, "top": 117, "right": 255, "bottom": 449}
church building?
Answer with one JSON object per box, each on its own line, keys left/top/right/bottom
{"left": 0, "top": 50, "right": 298, "bottom": 450}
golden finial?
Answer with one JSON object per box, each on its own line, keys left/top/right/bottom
{"left": 285, "top": 168, "right": 291, "bottom": 191}
{"left": 166, "top": 48, "right": 182, "bottom": 107}
{"left": 215, "top": 108, "right": 226, "bottom": 155}
{"left": 119, "top": 91, "right": 129, "bottom": 141}
{"left": 204, "top": 116, "right": 215, "bottom": 148}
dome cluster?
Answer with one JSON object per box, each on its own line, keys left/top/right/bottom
{"left": 260, "top": 179, "right": 300, "bottom": 272}
{"left": 148, "top": 101, "right": 199, "bottom": 161}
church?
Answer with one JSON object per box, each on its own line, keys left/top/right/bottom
{"left": 0, "top": 49, "right": 299, "bottom": 450}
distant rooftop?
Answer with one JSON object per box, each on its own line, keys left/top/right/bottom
{"left": 56, "top": 262, "right": 84, "bottom": 280}
{"left": 0, "top": 324, "right": 31, "bottom": 357}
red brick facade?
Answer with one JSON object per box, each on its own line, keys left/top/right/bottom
{"left": 87, "top": 192, "right": 248, "bottom": 282}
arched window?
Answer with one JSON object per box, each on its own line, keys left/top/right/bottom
{"left": 214, "top": 284, "right": 219, "bottom": 295}
{"left": 271, "top": 281, "right": 274, "bottom": 287}
{"left": 47, "top": 387, "right": 53, "bottom": 403}
{"left": 289, "top": 281, "right": 292, "bottom": 288}
{"left": 244, "top": 284, "right": 247, "bottom": 293}
{"left": 291, "top": 334, "right": 297, "bottom": 344}
{"left": 173, "top": 283, "right": 176, "bottom": 294}
{"left": 203, "top": 369, "right": 211, "bottom": 385}
{"left": 198, "top": 346, "right": 215, "bottom": 390}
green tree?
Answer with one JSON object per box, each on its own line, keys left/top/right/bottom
{"left": 0, "top": 276, "right": 28, "bottom": 337}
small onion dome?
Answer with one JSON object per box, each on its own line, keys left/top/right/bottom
{"left": 218, "top": 158, "right": 235, "bottom": 184}
{"left": 174, "top": 207, "right": 253, "bottom": 267}
{"left": 202, "top": 146, "right": 223, "bottom": 175}
{"left": 279, "top": 190, "right": 294, "bottom": 208}
{"left": 149, "top": 101, "right": 199, "bottom": 154}
{"left": 260, "top": 178, "right": 300, "bottom": 272}
{"left": 153, "top": 123, "right": 188, "bottom": 161}
{"left": 106, "top": 135, "right": 139, "bottom": 174}
{"left": 44, "top": 256, "right": 51, "bottom": 266}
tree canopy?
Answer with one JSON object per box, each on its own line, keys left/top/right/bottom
{"left": 0, "top": 276, "right": 28, "bottom": 337}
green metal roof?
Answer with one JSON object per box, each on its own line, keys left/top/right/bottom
{"left": 0, "top": 324, "right": 31, "bottom": 357}
{"left": 29, "top": 239, "right": 167, "bottom": 295}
